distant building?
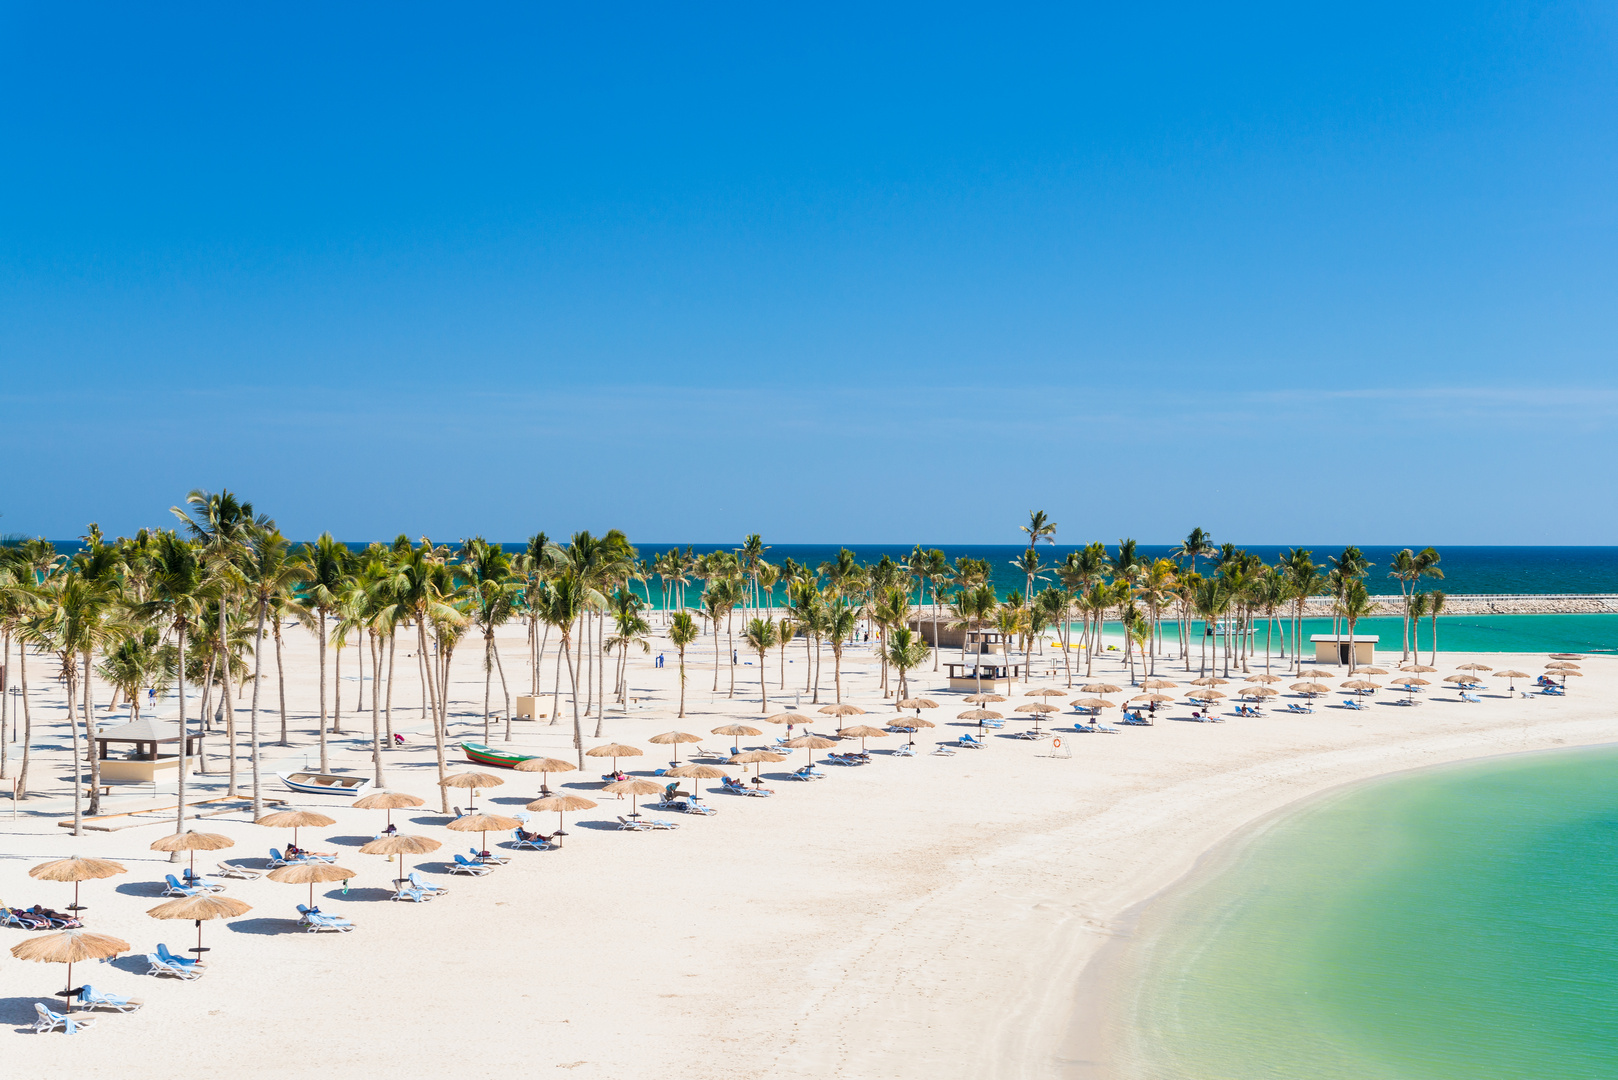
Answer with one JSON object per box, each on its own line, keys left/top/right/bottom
{"left": 1311, "top": 634, "right": 1378, "bottom": 666}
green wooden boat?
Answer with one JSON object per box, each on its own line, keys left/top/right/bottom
{"left": 459, "top": 741, "right": 537, "bottom": 769}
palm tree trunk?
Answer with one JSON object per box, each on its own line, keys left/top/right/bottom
{"left": 494, "top": 640, "right": 511, "bottom": 742}
{"left": 677, "top": 649, "right": 687, "bottom": 718}
{"left": 759, "top": 646, "right": 769, "bottom": 712}
{"left": 483, "top": 632, "right": 493, "bottom": 744}
{"left": 275, "top": 625, "right": 289, "bottom": 747}
{"left": 317, "top": 610, "right": 330, "bottom": 771}
{"left": 171, "top": 622, "right": 188, "bottom": 848}
{"left": 369, "top": 633, "right": 384, "bottom": 786}
{"left": 332, "top": 636, "right": 342, "bottom": 736}
{"left": 384, "top": 631, "right": 397, "bottom": 745}
{"left": 219, "top": 601, "right": 236, "bottom": 797}
{"left": 248, "top": 595, "right": 268, "bottom": 819}
{"left": 67, "top": 666, "right": 82, "bottom": 836}
{"left": 563, "top": 637, "right": 584, "bottom": 770}
{"left": 422, "top": 622, "right": 448, "bottom": 812}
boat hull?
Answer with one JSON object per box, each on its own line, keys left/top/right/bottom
{"left": 277, "top": 771, "right": 373, "bottom": 797}
{"left": 459, "top": 741, "right": 537, "bottom": 769}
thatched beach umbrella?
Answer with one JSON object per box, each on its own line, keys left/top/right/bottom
{"left": 1189, "top": 677, "right": 1229, "bottom": 687}
{"left": 1443, "top": 674, "right": 1481, "bottom": 685}
{"left": 1245, "top": 674, "right": 1283, "bottom": 684}
{"left": 352, "top": 791, "right": 426, "bottom": 831}
{"left": 267, "top": 861, "right": 354, "bottom": 907}
{"left": 256, "top": 810, "right": 337, "bottom": 849}
{"left": 1457, "top": 663, "right": 1493, "bottom": 674}
{"left": 1015, "top": 702, "right": 1060, "bottom": 713}
{"left": 1239, "top": 686, "right": 1278, "bottom": 699}
{"left": 585, "top": 743, "right": 644, "bottom": 773}
{"left": 836, "top": 724, "right": 890, "bottom": 752}
{"left": 1342, "top": 680, "right": 1380, "bottom": 692}
{"left": 648, "top": 731, "right": 703, "bottom": 765}
{"left": 1186, "top": 690, "right": 1227, "bottom": 704}
{"left": 513, "top": 756, "right": 577, "bottom": 796}
{"left": 1400, "top": 664, "right": 1438, "bottom": 674}
{"left": 763, "top": 712, "right": 813, "bottom": 725}
{"left": 601, "top": 777, "right": 666, "bottom": 816}
{"left": 1494, "top": 668, "right": 1530, "bottom": 692}
{"left": 1545, "top": 661, "right": 1580, "bottom": 671}
{"left": 1025, "top": 687, "right": 1071, "bottom": 697}
{"left": 439, "top": 771, "right": 505, "bottom": 812}
{"left": 149, "top": 830, "right": 234, "bottom": 879}
{"left": 1358, "top": 667, "right": 1390, "bottom": 676}
{"left": 147, "top": 894, "right": 251, "bottom": 960}
{"left": 712, "top": 723, "right": 763, "bottom": 740}
{"left": 1390, "top": 675, "right": 1428, "bottom": 701}
{"left": 729, "top": 749, "right": 787, "bottom": 776}
{"left": 895, "top": 699, "right": 940, "bottom": 717}
{"left": 446, "top": 812, "right": 522, "bottom": 855}
{"left": 1290, "top": 682, "right": 1330, "bottom": 696}
{"left": 525, "top": 794, "right": 597, "bottom": 844}
{"left": 665, "top": 763, "right": 729, "bottom": 799}
{"left": 1297, "top": 669, "right": 1334, "bottom": 679}
{"left": 359, "top": 833, "right": 441, "bottom": 884}
{"left": 10, "top": 929, "right": 130, "bottom": 1011}
{"left": 1129, "top": 694, "right": 1174, "bottom": 704}
{"left": 28, "top": 856, "right": 127, "bottom": 915}
{"left": 1074, "top": 698, "right": 1114, "bottom": 712}
{"left": 963, "top": 693, "right": 1008, "bottom": 704}
{"left": 819, "top": 704, "right": 866, "bottom": 718}
{"left": 782, "top": 734, "right": 837, "bottom": 767}
{"left": 1079, "top": 684, "right": 1122, "bottom": 695}
{"left": 883, "top": 718, "right": 933, "bottom": 745}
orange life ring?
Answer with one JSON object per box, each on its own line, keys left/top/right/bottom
{"left": 1052, "top": 737, "right": 1063, "bottom": 749}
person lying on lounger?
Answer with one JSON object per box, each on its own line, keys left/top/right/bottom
{"left": 516, "top": 827, "right": 557, "bottom": 844}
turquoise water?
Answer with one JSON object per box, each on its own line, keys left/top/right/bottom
{"left": 1120, "top": 746, "right": 1618, "bottom": 1080}
{"left": 1085, "top": 613, "right": 1618, "bottom": 655}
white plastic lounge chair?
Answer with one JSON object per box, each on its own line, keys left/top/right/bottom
{"left": 1461, "top": 692, "right": 1482, "bottom": 703}
{"left": 644, "top": 818, "right": 682, "bottom": 830}
{"left": 407, "top": 872, "right": 449, "bottom": 897}
{"left": 617, "top": 815, "right": 653, "bottom": 831}
{"left": 77, "top": 985, "right": 143, "bottom": 1012}
{"left": 956, "top": 734, "right": 985, "bottom": 749}
{"left": 511, "top": 828, "right": 557, "bottom": 850}
{"left": 448, "top": 854, "right": 493, "bottom": 876}
{"left": 214, "top": 861, "right": 262, "bottom": 880}
{"left": 163, "top": 875, "right": 211, "bottom": 898}
{"left": 146, "top": 953, "right": 204, "bottom": 980}
{"left": 1286, "top": 703, "right": 1312, "bottom": 714}
{"left": 1343, "top": 698, "right": 1364, "bottom": 710}
{"left": 892, "top": 743, "right": 917, "bottom": 757}
{"left": 34, "top": 1003, "right": 96, "bottom": 1034}
{"left": 788, "top": 766, "right": 826, "bottom": 780}
{"left": 468, "top": 846, "right": 510, "bottom": 866}
{"left": 296, "top": 904, "right": 354, "bottom": 932}
{"left": 931, "top": 744, "right": 957, "bottom": 756}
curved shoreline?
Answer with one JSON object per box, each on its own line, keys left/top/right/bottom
{"left": 1056, "top": 736, "right": 1618, "bottom": 1078}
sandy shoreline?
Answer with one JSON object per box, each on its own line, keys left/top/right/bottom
{"left": 1, "top": 624, "right": 1611, "bottom": 1078}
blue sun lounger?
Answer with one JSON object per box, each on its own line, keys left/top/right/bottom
{"left": 76, "top": 985, "right": 143, "bottom": 1012}
{"left": 34, "top": 1003, "right": 96, "bottom": 1034}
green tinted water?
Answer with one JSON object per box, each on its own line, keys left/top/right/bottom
{"left": 1121, "top": 746, "right": 1618, "bottom": 1080}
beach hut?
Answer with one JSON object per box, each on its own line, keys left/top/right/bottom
{"left": 1310, "top": 635, "right": 1378, "bottom": 666}
{"left": 91, "top": 718, "right": 199, "bottom": 786}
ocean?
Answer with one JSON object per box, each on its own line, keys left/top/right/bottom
{"left": 1115, "top": 746, "right": 1618, "bottom": 1080}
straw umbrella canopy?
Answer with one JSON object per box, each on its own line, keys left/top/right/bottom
{"left": 712, "top": 724, "right": 763, "bottom": 740}
{"left": 1137, "top": 678, "right": 1177, "bottom": 691}
{"left": 957, "top": 708, "right": 1003, "bottom": 735}
{"left": 882, "top": 716, "right": 933, "bottom": 744}
{"left": 895, "top": 698, "right": 940, "bottom": 716}
{"left": 358, "top": 832, "right": 440, "bottom": 886}
{"left": 836, "top": 724, "right": 891, "bottom": 752}
{"left": 1443, "top": 674, "right": 1482, "bottom": 685}
{"left": 1296, "top": 669, "right": 1334, "bottom": 679}
{"left": 255, "top": 810, "right": 337, "bottom": 849}
{"left": 513, "top": 756, "right": 577, "bottom": 796}
{"left": 585, "top": 743, "right": 644, "bottom": 773}
{"left": 524, "top": 794, "right": 597, "bottom": 845}
{"left": 763, "top": 712, "right": 813, "bottom": 725}
{"left": 1129, "top": 694, "right": 1174, "bottom": 704}
{"left": 445, "top": 812, "right": 523, "bottom": 854}
{"left": 963, "top": 693, "right": 1008, "bottom": 704}
{"left": 1456, "top": 663, "right": 1493, "bottom": 673}
{"left": 267, "top": 861, "right": 354, "bottom": 908}
{"left": 1358, "top": 667, "right": 1390, "bottom": 676}
{"left": 1079, "top": 684, "right": 1122, "bottom": 695}
{"left": 665, "top": 763, "right": 730, "bottom": 797}
{"left": 1239, "top": 686, "right": 1278, "bottom": 699}
{"left": 1074, "top": 698, "right": 1114, "bottom": 711}
{"left": 439, "top": 771, "right": 505, "bottom": 812}
{"left": 1189, "top": 677, "right": 1229, "bottom": 687}
{"left": 352, "top": 791, "right": 426, "bottom": 831}
{"left": 648, "top": 731, "right": 703, "bottom": 765}
{"left": 1494, "top": 669, "right": 1530, "bottom": 691}
{"left": 819, "top": 704, "right": 866, "bottom": 718}
{"left": 729, "top": 749, "right": 787, "bottom": 776}
{"left": 1390, "top": 676, "right": 1430, "bottom": 686}
{"left": 1244, "top": 674, "right": 1283, "bottom": 684}
{"left": 1289, "top": 683, "right": 1328, "bottom": 697}
{"left": 149, "top": 831, "right": 234, "bottom": 880}
{"left": 782, "top": 734, "right": 837, "bottom": 767}
{"left": 1024, "top": 687, "right": 1071, "bottom": 697}
{"left": 601, "top": 777, "right": 666, "bottom": 816}
{"left": 1400, "top": 664, "right": 1438, "bottom": 674}
{"left": 1341, "top": 680, "right": 1380, "bottom": 692}
{"left": 1015, "top": 702, "right": 1060, "bottom": 713}
{"left": 1545, "top": 661, "right": 1581, "bottom": 671}
{"left": 1186, "top": 690, "right": 1227, "bottom": 703}
{"left": 147, "top": 894, "right": 251, "bottom": 960}
{"left": 11, "top": 929, "right": 130, "bottom": 1010}
{"left": 28, "top": 855, "right": 127, "bottom": 914}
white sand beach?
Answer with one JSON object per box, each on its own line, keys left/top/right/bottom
{"left": 2, "top": 625, "right": 1612, "bottom": 1078}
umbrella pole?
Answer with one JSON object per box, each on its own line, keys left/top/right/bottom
{"left": 64, "top": 959, "right": 73, "bottom": 1011}
{"left": 557, "top": 812, "right": 565, "bottom": 847}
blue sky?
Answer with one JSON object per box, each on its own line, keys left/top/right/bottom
{"left": 3, "top": 3, "right": 1615, "bottom": 544}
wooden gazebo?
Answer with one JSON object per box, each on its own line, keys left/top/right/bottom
{"left": 93, "top": 718, "right": 198, "bottom": 784}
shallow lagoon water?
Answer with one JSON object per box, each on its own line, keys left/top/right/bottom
{"left": 1118, "top": 746, "right": 1618, "bottom": 1080}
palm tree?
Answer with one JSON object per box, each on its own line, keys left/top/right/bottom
{"left": 788, "top": 578, "right": 826, "bottom": 701}
{"left": 1172, "top": 528, "right": 1214, "bottom": 577}
{"left": 1408, "top": 592, "right": 1430, "bottom": 659}
{"left": 294, "top": 533, "right": 348, "bottom": 771}
{"left": 742, "top": 618, "right": 778, "bottom": 711}
{"left": 138, "top": 532, "right": 206, "bottom": 845}
{"left": 1080, "top": 583, "right": 1111, "bottom": 677}
{"left": 1137, "top": 559, "right": 1178, "bottom": 676}
{"left": 536, "top": 568, "right": 592, "bottom": 771}
{"left": 173, "top": 489, "right": 268, "bottom": 795}
{"left": 1019, "top": 511, "right": 1057, "bottom": 609}
{"left": 948, "top": 583, "right": 997, "bottom": 691}
{"left": 667, "top": 611, "right": 700, "bottom": 718}
{"left": 1281, "top": 549, "right": 1323, "bottom": 673}
{"left": 1334, "top": 579, "right": 1374, "bottom": 674}
{"left": 1192, "top": 577, "right": 1226, "bottom": 677}
{"left": 885, "top": 626, "right": 932, "bottom": 701}
{"left": 240, "top": 529, "right": 305, "bottom": 817}
{"left": 604, "top": 591, "right": 650, "bottom": 717}
{"left": 97, "top": 626, "right": 175, "bottom": 723}
{"left": 822, "top": 599, "right": 859, "bottom": 703}
{"left": 460, "top": 537, "right": 521, "bottom": 742}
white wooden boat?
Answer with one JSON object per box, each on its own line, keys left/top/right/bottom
{"left": 277, "top": 770, "right": 373, "bottom": 798}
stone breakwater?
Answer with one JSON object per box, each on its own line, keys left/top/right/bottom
{"left": 1298, "top": 594, "right": 1618, "bottom": 616}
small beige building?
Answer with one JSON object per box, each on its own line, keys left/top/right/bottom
{"left": 93, "top": 717, "right": 198, "bottom": 785}
{"left": 1311, "top": 634, "right": 1378, "bottom": 666}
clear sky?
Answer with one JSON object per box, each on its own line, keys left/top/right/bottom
{"left": 3, "top": 3, "right": 1615, "bottom": 545}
